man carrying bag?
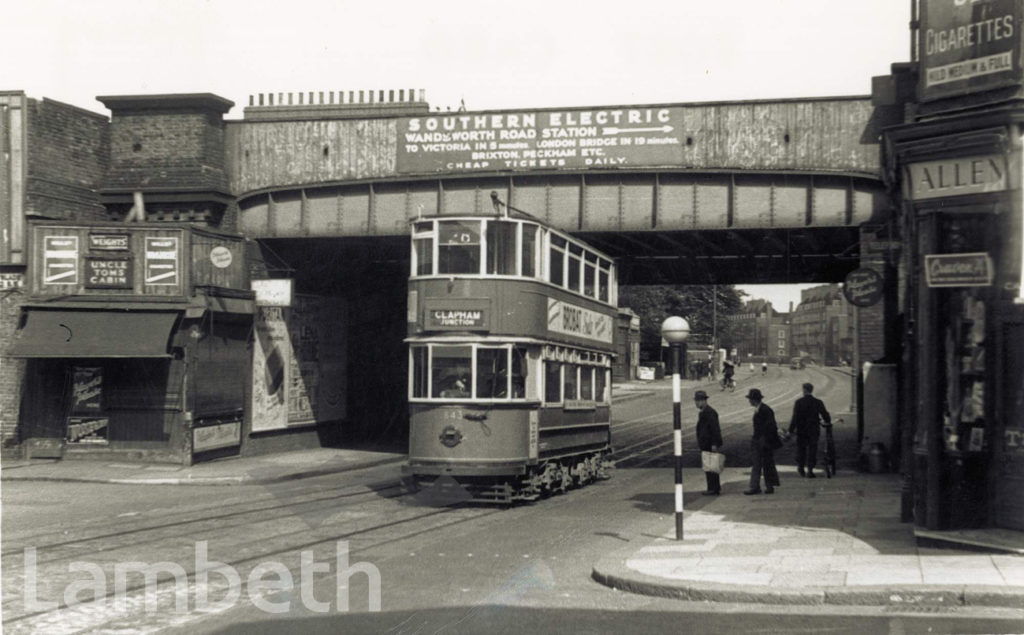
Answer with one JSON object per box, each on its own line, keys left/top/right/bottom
{"left": 694, "top": 390, "right": 724, "bottom": 495}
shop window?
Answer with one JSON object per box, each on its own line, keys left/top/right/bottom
{"left": 432, "top": 345, "right": 472, "bottom": 398}
{"left": 438, "top": 220, "right": 480, "bottom": 274}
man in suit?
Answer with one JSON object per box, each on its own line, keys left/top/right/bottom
{"left": 788, "top": 382, "right": 831, "bottom": 478}
{"left": 745, "top": 388, "right": 781, "bottom": 495}
{"left": 694, "top": 390, "right": 723, "bottom": 495}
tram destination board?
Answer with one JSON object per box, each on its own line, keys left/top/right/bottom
{"left": 397, "top": 107, "right": 685, "bottom": 174}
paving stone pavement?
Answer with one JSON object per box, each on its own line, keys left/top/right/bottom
{"left": 593, "top": 467, "right": 1024, "bottom": 607}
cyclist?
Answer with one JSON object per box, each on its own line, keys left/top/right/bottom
{"left": 761, "top": 361, "right": 768, "bottom": 376}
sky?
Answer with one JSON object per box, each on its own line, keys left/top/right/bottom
{"left": 4, "top": 0, "right": 913, "bottom": 308}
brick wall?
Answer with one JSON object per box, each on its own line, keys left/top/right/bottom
{"left": 25, "top": 98, "right": 108, "bottom": 221}
{"left": 105, "top": 111, "right": 229, "bottom": 192}
{"left": 857, "top": 226, "right": 898, "bottom": 363}
{"left": 0, "top": 271, "right": 26, "bottom": 451}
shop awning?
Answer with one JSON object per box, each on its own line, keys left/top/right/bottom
{"left": 6, "top": 309, "right": 181, "bottom": 358}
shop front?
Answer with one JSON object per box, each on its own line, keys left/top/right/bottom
{"left": 5, "top": 222, "right": 253, "bottom": 464}
{"left": 892, "top": 123, "right": 1024, "bottom": 532}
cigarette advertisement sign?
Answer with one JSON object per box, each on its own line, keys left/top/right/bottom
{"left": 43, "top": 236, "right": 79, "bottom": 285}
{"left": 919, "top": 0, "right": 1022, "bottom": 102}
{"left": 144, "top": 237, "right": 179, "bottom": 286}
{"left": 925, "top": 252, "right": 994, "bottom": 287}
{"left": 397, "top": 107, "right": 684, "bottom": 174}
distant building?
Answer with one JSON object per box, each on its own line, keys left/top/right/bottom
{"left": 790, "top": 284, "right": 854, "bottom": 365}
{"left": 725, "top": 300, "right": 791, "bottom": 364}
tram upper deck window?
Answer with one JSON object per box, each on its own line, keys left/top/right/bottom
{"left": 549, "top": 235, "right": 566, "bottom": 287}
{"left": 521, "top": 224, "right": 537, "bottom": 278}
{"left": 438, "top": 221, "right": 481, "bottom": 275}
{"left": 486, "top": 220, "right": 516, "bottom": 276}
{"left": 584, "top": 252, "right": 597, "bottom": 297}
{"left": 598, "top": 259, "right": 611, "bottom": 303}
{"left": 567, "top": 244, "right": 582, "bottom": 293}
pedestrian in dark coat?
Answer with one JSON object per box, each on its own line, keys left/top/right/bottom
{"left": 744, "top": 388, "right": 781, "bottom": 495}
{"left": 788, "top": 382, "right": 831, "bottom": 478}
{"left": 694, "top": 390, "right": 723, "bottom": 495}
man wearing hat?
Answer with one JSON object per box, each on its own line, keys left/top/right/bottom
{"left": 745, "top": 388, "right": 782, "bottom": 494}
{"left": 694, "top": 390, "right": 723, "bottom": 495}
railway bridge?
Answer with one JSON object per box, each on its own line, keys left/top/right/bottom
{"left": 226, "top": 92, "right": 899, "bottom": 288}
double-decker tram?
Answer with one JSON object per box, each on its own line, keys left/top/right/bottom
{"left": 402, "top": 206, "right": 617, "bottom": 503}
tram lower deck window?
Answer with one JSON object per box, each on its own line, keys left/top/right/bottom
{"left": 544, "top": 362, "right": 561, "bottom": 403}
{"left": 412, "top": 343, "right": 530, "bottom": 400}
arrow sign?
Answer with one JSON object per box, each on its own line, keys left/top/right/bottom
{"left": 602, "top": 125, "right": 674, "bottom": 135}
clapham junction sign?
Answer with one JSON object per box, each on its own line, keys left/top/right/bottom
{"left": 397, "top": 107, "right": 684, "bottom": 173}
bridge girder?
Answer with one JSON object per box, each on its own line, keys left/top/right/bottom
{"left": 241, "top": 170, "right": 886, "bottom": 286}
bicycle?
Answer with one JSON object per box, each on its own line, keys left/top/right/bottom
{"left": 821, "top": 418, "right": 839, "bottom": 478}
{"left": 720, "top": 376, "right": 736, "bottom": 392}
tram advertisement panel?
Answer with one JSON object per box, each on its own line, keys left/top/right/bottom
{"left": 547, "top": 298, "right": 613, "bottom": 344}
{"left": 397, "top": 107, "right": 685, "bottom": 173}
{"left": 252, "top": 295, "right": 347, "bottom": 432}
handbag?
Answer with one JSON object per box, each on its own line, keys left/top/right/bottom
{"left": 701, "top": 450, "right": 726, "bottom": 474}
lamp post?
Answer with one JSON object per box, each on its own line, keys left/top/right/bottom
{"left": 661, "top": 316, "right": 691, "bottom": 540}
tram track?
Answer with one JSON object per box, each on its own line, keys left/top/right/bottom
{"left": 1, "top": 478, "right": 409, "bottom": 559}
{"left": 3, "top": 500, "right": 506, "bottom": 629}
{"left": 4, "top": 460, "right": 612, "bottom": 632}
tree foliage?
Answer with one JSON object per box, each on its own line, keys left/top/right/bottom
{"left": 619, "top": 285, "right": 744, "bottom": 360}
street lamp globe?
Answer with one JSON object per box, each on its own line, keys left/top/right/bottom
{"left": 660, "top": 316, "right": 690, "bottom": 344}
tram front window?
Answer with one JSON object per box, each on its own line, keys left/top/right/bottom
{"left": 511, "top": 346, "right": 527, "bottom": 398}
{"left": 432, "top": 345, "right": 472, "bottom": 398}
{"left": 476, "top": 347, "right": 509, "bottom": 398}
{"left": 438, "top": 220, "right": 481, "bottom": 274}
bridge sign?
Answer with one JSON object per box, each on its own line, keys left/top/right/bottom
{"left": 397, "top": 107, "right": 685, "bottom": 174}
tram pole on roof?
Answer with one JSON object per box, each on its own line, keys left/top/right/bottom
{"left": 661, "top": 316, "right": 691, "bottom": 541}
